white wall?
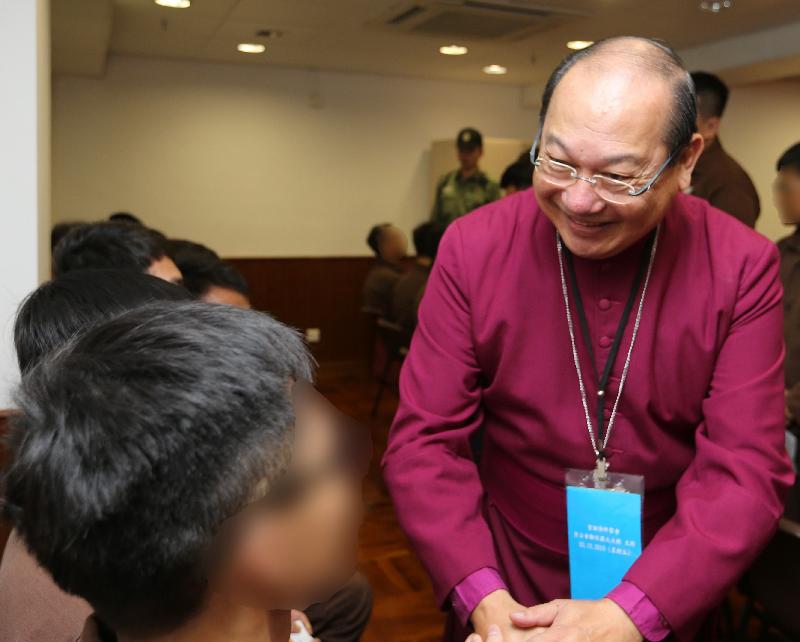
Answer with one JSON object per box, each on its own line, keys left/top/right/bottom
{"left": 52, "top": 56, "right": 800, "bottom": 256}
{"left": 53, "top": 56, "right": 537, "bottom": 257}
{"left": 0, "top": 0, "right": 50, "bottom": 407}
{"left": 722, "top": 80, "right": 800, "bottom": 242}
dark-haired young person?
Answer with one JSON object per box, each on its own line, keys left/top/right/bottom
{"left": 108, "top": 211, "right": 143, "bottom": 225}
{"left": 0, "top": 270, "right": 191, "bottom": 642}
{"left": 3, "top": 302, "right": 369, "bottom": 642}
{"left": 51, "top": 221, "right": 85, "bottom": 252}
{"left": 389, "top": 222, "right": 445, "bottom": 332}
{"left": 500, "top": 154, "right": 534, "bottom": 196}
{"left": 689, "top": 71, "right": 760, "bottom": 227}
{"left": 361, "top": 223, "right": 407, "bottom": 317}
{"left": 776, "top": 143, "right": 800, "bottom": 453}
{"left": 168, "top": 237, "right": 375, "bottom": 641}
{"left": 167, "top": 239, "right": 252, "bottom": 309}
{"left": 53, "top": 221, "right": 182, "bottom": 284}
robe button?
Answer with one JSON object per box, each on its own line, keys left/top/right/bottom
{"left": 598, "top": 298, "right": 611, "bottom": 311}
{"left": 599, "top": 336, "right": 612, "bottom": 348}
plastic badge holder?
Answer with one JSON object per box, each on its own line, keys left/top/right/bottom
{"left": 566, "top": 467, "right": 644, "bottom": 600}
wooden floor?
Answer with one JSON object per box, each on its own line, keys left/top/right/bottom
{"left": 316, "top": 363, "right": 446, "bottom": 642}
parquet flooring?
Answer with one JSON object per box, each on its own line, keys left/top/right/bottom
{"left": 315, "top": 363, "right": 446, "bottom": 642}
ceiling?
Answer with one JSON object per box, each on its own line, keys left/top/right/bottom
{"left": 52, "top": 0, "right": 800, "bottom": 87}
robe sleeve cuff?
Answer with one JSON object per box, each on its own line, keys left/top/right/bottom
{"left": 607, "top": 581, "right": 671, "bottom": 641}
{"left": 451, "top": 567, "right": 508, "bottom": 626}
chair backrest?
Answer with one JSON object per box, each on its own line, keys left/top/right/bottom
{"left": 742, "top": 525, "right": 800, "bottom": 638}
{"left": 375, "top": 318, "right": 410, "bottom": 355}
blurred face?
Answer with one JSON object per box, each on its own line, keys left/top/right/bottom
{"left": 147, "top": 255, "right": 183, "bottom": 284}
{"left": 218, "top": 383, "right": 367, "bottom": 611}
{"left": 775, "top": 168, "right": 800, "bottom": 226}
{"left": 458, "top": 146, "right": 482, "bottom": 172}
{"left": 534, "top": 61, "right": 703, "bottom": 260}
{"left": 203, "top": 285, "right": 251, "bottom": 309}
{"left": 380, "top": 226, "right": 408, "bottom": 263}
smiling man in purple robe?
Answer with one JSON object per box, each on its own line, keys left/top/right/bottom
{"left": 383, "top": 37, "right": 794, "bottom": 642}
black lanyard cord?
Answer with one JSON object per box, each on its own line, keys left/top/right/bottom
{"left": 563, "top": 231, "right": 656, "bottom": 450}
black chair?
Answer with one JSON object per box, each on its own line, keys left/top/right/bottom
{"left": 371, "top": 318, "right": 410, "bottom": 417}
{"left": 736, "top": 519, "right": 800, "bottom": 641}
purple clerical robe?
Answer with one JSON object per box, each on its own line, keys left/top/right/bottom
{"left": 383, "top": 190, "right": 794, "bottom": 641}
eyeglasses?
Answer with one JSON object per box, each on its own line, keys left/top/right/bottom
{"left": 530, "top": 141, "right": 680, "bottom": 205}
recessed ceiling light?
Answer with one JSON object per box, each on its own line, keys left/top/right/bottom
{"left": 699, "top": 0, "right": 732, "bottom": 12}
{"left": 155, "top": 0, "right": 191, "bottom": 8}
{"left": 483, "top": 64, "right": 507, "bottom": 75}
{"left": 567, "top": 40, "right": 594, "bottom": 50}
{"left": 237, "top": 43, "right": 266, "bottom": 54}
{"left": 440, "top": 44, "right": 468, "bottom": 56}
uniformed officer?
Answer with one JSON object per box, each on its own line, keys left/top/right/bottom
{"left": 431, "top": 128, "right": 502, "bottom": 225}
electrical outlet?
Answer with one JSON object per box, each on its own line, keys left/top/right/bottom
{"left": 305, "top": 328, "right": 321, "bottom": 344}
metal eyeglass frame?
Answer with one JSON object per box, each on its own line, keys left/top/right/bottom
{"left": 529, "top": 135, "right": 680, "bottom": 198}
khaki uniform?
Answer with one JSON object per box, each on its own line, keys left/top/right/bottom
{"left": 431, "top": 170, "right": 501, "bottom": 225}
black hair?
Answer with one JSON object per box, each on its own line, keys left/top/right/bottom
{"left": 53, "top": 222, "right": 169, "bottom": 276}
{"left": 538, "top": 37, "right": 696, "bottom": 163}
{"left": 167, "top": 239, "right": 250, "bottom": 299}
{"left": 4, "top": 302, "right": 314, "bottom": 637}
{"left": 109, "top": 212, "right": 143, "bottom": 225}
{"left": 777, "top": 142, "right": 800, "bottom": 174}
{"left": 366, "top": 224, "right": 391, "bottom": 257}
{"left": 690, "top": 71, "right": 729, "bottom": 119}
{"left": 412, "top": 222, "right": 445, "bottom": 260}
{"left": 51, "top": 222, "right": 84, "bottom": 252}
{"left": 500, "top": 159, "right": 534, "bottom": 190}
{"left": 210, "top": 262, "right": 250, "bottom": 298}
{"left": 14, "top": 269, "right": 191, "bottom": 375}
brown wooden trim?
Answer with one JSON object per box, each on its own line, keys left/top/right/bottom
{"left": 227, "top": 256, "right": 383, "bottom": 365}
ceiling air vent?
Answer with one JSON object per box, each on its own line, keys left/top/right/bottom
{"left": 372, "top": 1, "right": 587, "bottom": 41}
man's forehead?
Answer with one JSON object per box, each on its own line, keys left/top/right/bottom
{"left": 542, "top": 131, "right": 644, "bottom": 166}
{"left": 779, "top": 167, "right": 800, "bottom": 180}
{"left": 545, "top": 66, "right": 670, "bottom": 159}
{"left": 553, "top": 62, "right": 669, "bottom": 117}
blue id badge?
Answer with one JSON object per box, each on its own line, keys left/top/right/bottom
{"left": 565, "top": 468, "right": 644, "bottom": 600}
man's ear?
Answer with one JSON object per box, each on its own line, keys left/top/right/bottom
{"left": 675, "top": 134, "right": 705, "bottom": 191}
